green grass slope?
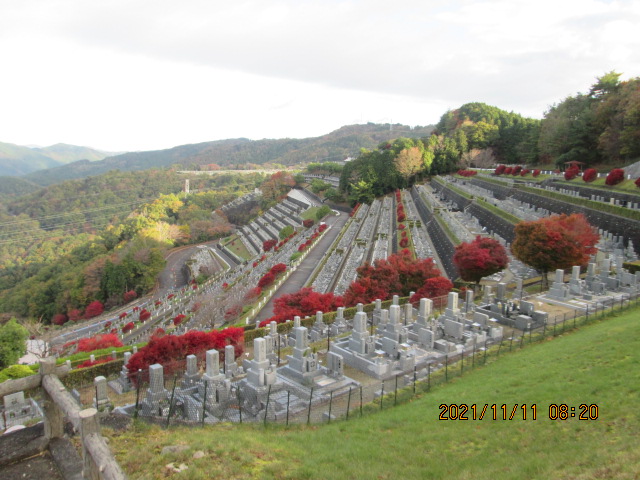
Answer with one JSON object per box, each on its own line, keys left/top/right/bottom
{"left": 108, "top": 305, "right": 640, "bottom": 480}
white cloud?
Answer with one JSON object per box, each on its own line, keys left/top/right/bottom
{"left": 0, "top": 0, "right": 638, "bottom": 151}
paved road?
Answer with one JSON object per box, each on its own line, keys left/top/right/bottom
{"left": 157, "top": 241, "right": 225, "bottom": 295}
{"left": 255, "top": 212, "right": 350, "bottom": 322}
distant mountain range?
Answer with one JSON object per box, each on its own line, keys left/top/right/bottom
{"left": 0, "top": 142, "right": 117, "bottom": 176}
{"left": 12, "top": 123, "right": 433, "bottom": 186}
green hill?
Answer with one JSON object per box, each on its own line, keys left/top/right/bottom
{"left": 23, "top": 124, "right": 434, "bottom": 186}
{"left": 0, "top": 141, "right": 114, "bottom": 176}
{"left": 0, "top": 176, "right": 41, "bottom": 196}
{"left": 0, "top": 141, "right": 61, "bottom": 175}
{"left": 109, "top": 305, "right": 640, "bottom": 479}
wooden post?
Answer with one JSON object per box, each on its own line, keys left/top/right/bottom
{"left": 40, "top": 357, "right": 64, "bottom": 439}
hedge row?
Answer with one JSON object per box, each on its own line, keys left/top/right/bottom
{"left": 60, "top": 359, "right": 126, "bottom": 390}
{"left": 517, "top": 185, "right": 640, "bottom": 222}
{"left": 475, "top": 198, "right": 521, "bottom": 225}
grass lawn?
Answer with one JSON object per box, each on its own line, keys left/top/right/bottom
{"left": 106, "top": 305, "right": 640, "bottom": 480}
{"left": 563, "top": 176, "right": 640, "bottom": 193}
{"left": 222, "top": 234, "right": 253, "bottom": 261}
{"left": 300, "top": 206, "right": 320, "bottom": 221}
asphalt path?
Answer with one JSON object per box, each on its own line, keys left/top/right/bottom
{"left": 157, "top": 241, "right": 225, "bottom": 294}
{"left": 254, "top": 212, "right": 350, "bottom": 322}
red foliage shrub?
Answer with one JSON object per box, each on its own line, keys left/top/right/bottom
{"left": 252, "top": 261, "right": 259, "bottom": 268}
{"left": 127, "top": 327, "right": 244, "bottom": 376}
{"left": 533, "top": 169, "right": 541, "bottom": 177}
{"left": 457, "top": 169, "right": 478, "bottom": 177}
{"left": 302, "top": 219, "right": 315, "bottom": 228}
{"left": 263, "top": 239, "right": 277, "bottom": 251}
{"left": 119, "top": 312, "right": 127, "bottom": 320}
{"left": 52, "top": 313, "right": 68, "bottom": 326}
{"left": 401, "top": 231, "right": 407, "bottom": 238}
{"left": 191, "top": 302, "right": 201, "bottom": 313}
{"left": 68, "top": 309, "right": 82, "bottom": 323}
{"left": 397, "top": 212, "right": 406, "bottom": 222}
{"left": 244, "top": 287, "right": 262, "bottom": 301}
{"left": 76, "top": 357, "right": 111, "bottom": 370}
{"left": 398, "top": 223, "right": 405, "bottom": 230}
{"left": 260, "top": 288, "right": 344, "bottom": 326}
{"left": 122, "top": 322, "right": 135, "bottom": 334}
{"left": 318, "top": 224, "right": 328, "bottom": 233}
{"left": 495, "top": 165, "right": 506, "bottom": 175}
{"left": 167, "top": 294, "right": 175, "bottom": 300}
{"left": 155, "top": 300, "right": 162, "bottom": 307}
{"left": 399, "top": 237, "right": 409, "bottom": 248}
{"left": 104, "top": 321, "right": 112, "bottom": 329}
{"left": 410, "top": 277, "right": 454, "bottom": 303}
{"left": 123, "top": 290, "right": 137, "bottom": 303}
{"left": 512, "top": 166, "right": 522, "bottom": 176}
{"left": 350, "top": 203, "right": 360, "bottom": 217}
{"left": 504, "top": 167, "right": 513, "bottom": 175}
{"left": 564, "top": 166, "right": 579, "bottom": 180}
{"left": 343, "top": 252, "right": 447, "bottom": 306}
{"left": 635, "top": 177, "right": 640, "bottom": 188}
{"left": 606, "top": 168, "right": 625, "bottom": 186}
{"left": 77, "top": 334, "right": 123, "bottom": 353}
{"left": 224, "top": 305, "right": 242, "bottom": 321}
{"left": 520, "top": 169, "right": 530, "bottom": 176}
{"left": 173, "top": 314, "right": 186, "bottom": 326}
{"left": 258, "top": 272, "right": 276, "bottom": 288}
{"left": 139, "top": 310, "right": 151, "bottom": 322}
{"left": 582, "top": 168, "right": 597, "bottom": 182}
{"left": 84, "top": 300, "right": 104, "bottom": 319}
{"left": 152, "top": 328, "right": 166, "bottom": 339}
{"left": 269, "top": 263, "right": 287, "bottom": 275}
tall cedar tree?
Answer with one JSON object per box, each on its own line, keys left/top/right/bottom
{"left": 511, "top": 214, "right": 598, "bottom": 288}
{"left": 453, "top": 236, "right": 508, "bottom": 290}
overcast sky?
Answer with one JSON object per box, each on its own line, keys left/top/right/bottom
{"left": 1, "top": 0, "right": 639, "bottom": 152}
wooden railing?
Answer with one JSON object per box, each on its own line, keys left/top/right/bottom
{"left": 0, "top": 357, "right": 126, "bottom": 480}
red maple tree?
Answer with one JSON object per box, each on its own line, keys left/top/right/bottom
{"left": 261, "top": 288, "right": 344, "bottom": 326}
{"left": 343, "top": 252, "right": 451, "bottom": 305}
{"left": 262, "top": 239, "right": 277, "bottom": 252}
{"left": 582, "top": 168, "right": 597, "bottom": 183}
{"left": 511, "top": 213, "right": 599, "bottom": 288}
{"left": 453, "top": 236, "right": 508, "bottom": 290}
{"left": 84, "top": 301, "right": 104, "bottom": 319}
{"left": 127, "top": 327, "right": 244, "bottom": 377}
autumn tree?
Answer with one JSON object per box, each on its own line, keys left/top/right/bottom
{"left": 261, "top": 288, "right": 344, "bottom": 326}
{"left": 453, "top": 236, "right": 508, "bottom": 291}
{"left": 343, "top": 252, "right": 451, "bottom": 305}
{"left": 394, "top": 147, "right": 424, "bottom": 185}
{"left": 511, "top": 214, "right": 599, "bottom": 288}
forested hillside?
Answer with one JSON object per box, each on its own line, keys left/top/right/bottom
{"left": 0, "top": 141, "right": 113, "bottom": 176}
{"left": 433, "top": 72, "right": 640, "bottom": 169}
{"left": 0, "top": 169, "right": 263, "bottom": 321}
{"left": 24, "top": 124, "right": 433, "bottom": 186}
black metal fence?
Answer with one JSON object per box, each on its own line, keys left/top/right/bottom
{"left": 71, "top": 291, "right": 639, "bottom": 428}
